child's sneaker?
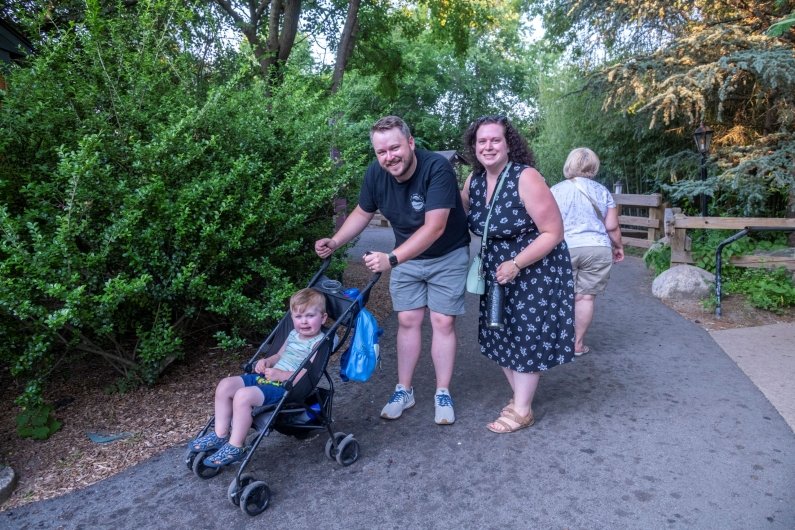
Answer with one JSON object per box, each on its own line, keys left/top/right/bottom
{"left": 203, "top": 442, "right": 244, "bottom": 468}
{"left": 380, "top": 384, "right": 415, "bottom": 419}
{"left": 188, "top": 431, "right": 228, "bottom": 453}
{"left": 434, "top": 388, "right": 455, "bottom": 425}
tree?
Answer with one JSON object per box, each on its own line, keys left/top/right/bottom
{"left": 532, "top": 0, "right": 795, "bottom": 216}
{"left": 213, "top": 0, "right": 302, "bottom": 87}
{"left": 330, "top": 0, "right": 360, "bottom": 93}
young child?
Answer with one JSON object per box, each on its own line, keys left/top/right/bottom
{"left": 189, "top": 287, "right": 328, "bottom": 467}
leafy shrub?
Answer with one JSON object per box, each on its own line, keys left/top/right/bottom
{"left": 16, "top": 404, "right": 62, "bottom": 440}
{"left": 643, "top": 242, "right": 671, "bottom": 276}
{"left": 0, "top": 4, "right": 368, "bottom": 432}
{"left": 726, "top": 268, "right": 795, "bottom": 313}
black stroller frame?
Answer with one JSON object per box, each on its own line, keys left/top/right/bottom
{"left": 184, "top": 258, "right": 380, "bottom": 516}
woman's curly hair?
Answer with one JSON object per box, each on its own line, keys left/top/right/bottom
{"left": 461, "top": 116, "right": 536, "bottom": 174}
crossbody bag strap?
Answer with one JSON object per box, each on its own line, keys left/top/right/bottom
{"left": 571, "top": 177, "right": 605, "bottom": 223}
{"left": 479, "top": 162, "right": 513, "bottom": 259}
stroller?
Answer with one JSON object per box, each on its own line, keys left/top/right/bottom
{"left": 184, "top": 258, "right": 381, "bottom": 516}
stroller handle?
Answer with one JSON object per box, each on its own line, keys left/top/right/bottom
{"left": 310, "top": 257, "right": 381, "bottom": 287}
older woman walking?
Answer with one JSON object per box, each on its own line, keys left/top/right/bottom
{"left": 550, "top": 148, "right": 624, "bottom": 356}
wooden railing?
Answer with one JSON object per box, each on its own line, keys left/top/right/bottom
{"left": 664, "top": 208, "right": 795, "bottom": 268}
{"left": 613, "top": 193, "right": 665, "bottom": 249}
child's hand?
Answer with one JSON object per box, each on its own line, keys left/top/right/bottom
{"left": 254, "top": 359, "right": 268, "bottom": 374}
{"left": 262, "top": 367, "right": 286, "bottom": 382}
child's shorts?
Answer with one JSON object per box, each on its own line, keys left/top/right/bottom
{"left": 241, "top": 373, "right": 287, "bottom": 404}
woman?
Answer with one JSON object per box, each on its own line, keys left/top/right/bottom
{"left": 461, "top": 116, "right": 575, "bottom": 434}
{"left": 550, "top": 148, "right": 624, "bottom": 356}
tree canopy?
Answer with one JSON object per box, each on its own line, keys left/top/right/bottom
{"left": 532, "top": 0, "right": 795, "bottom": 215}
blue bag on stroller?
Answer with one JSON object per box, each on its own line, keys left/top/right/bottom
{"left": 339, "top": 307, "right": 382, "bottom": 382}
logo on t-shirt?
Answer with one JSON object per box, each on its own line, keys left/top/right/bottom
{"left": 410, "top": 193, "right": 425, "bottom": 212}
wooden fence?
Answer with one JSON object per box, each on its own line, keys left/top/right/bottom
{"left": 614, "top": 193, "right": 665, "bottom": 249}
{"left": 664, "top": 208, "right": 795, "bottom": 269}
{"left": 367, "top": 194, "right": 795, "bottom": 272}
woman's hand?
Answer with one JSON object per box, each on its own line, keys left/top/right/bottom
{"left": 495, "top": 259, "right": 521, "bottom": 285}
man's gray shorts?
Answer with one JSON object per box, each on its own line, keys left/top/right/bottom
{"left": 389, "top": 246, "right": 469, "bottom": 315}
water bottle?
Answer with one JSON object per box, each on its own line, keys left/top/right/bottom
{"left": 486, "top": 282, "right": 505, "bottom": 330}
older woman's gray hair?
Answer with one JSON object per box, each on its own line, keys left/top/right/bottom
{"left": 563, "top": 147, "right": 600, "bottom": 179}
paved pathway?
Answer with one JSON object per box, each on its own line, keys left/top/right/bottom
{"left": 2, "top": 226, "right": 793, "bottom": 529}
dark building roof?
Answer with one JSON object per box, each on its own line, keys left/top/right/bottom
{"left": 434, "top": 150, "right": 468, "bottom": 166}
{"left": 0, "top": 18, "right": 34, "bottom": 64}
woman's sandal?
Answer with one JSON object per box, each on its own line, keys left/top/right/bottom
{"left": 487, "top": 406, "right": 535, "bottom": 434}
{"left": 202, "top": 442, "right": 245, "bottom": 468}
{"left": 188, "top": 431, "right": 229, "bottom": 453}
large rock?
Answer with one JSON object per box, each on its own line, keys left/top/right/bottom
{"left": 652, "top": 264, "right": 715, "bottom": 300}
{"left": 0, "top": 465, "right": 17, "bottom": 505}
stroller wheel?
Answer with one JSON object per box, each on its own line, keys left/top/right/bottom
{"left": 228, "top": 473, "right": 257, "bottom": 507}
{"left": 192, "top": 451, "right": 222, "bottom": 480}
{"left": 324, "top": 432, "right": 347, "bottom": 460}
{"left": 240, "top": 480, "right": 271, "bottom": 516}
{"left": 184, "top": 449, "right": 198, "bottom": 471}
{"left": 335, "top": 434, "right": 359, "bottom": 467}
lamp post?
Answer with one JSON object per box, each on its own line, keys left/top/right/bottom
{"left": 693, "top": 123, "right": 713, "bottom": 217}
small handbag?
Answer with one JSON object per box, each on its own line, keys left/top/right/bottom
{"left": 466, "top": 163, "right": 512, "bottom": 295}
{"left": 466, "top": 254, "right": 486, "bottom": 294}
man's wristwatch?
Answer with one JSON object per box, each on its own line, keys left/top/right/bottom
{"left": 387, "top": 252, "right": 399, "bottom": 268}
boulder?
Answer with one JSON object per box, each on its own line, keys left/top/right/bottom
{"left": 652, "top": 264, "right": 714, "bottom": 300}
{"left": 0, "top": 465, "right": 17, "bottom": 505}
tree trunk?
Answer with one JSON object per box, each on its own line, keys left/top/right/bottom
{"left": 788, "top": 185, "right": 795, "bottom": 247}
{"left": 330, "top": 0, "right": 361, "bottom": 94}
{"left": 261, "top": 0, "right": 301, "bottom": 85}
{"left": 214, "top": 0, "right": 301, "bottom": 86}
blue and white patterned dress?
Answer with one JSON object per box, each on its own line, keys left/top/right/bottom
{"left": 467, "top": 163, "right": 576, "bottom": 372}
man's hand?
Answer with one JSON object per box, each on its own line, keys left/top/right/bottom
{"left": 315, "top": 238, "right": 338, "bottom": 258}
{"left": 363, "top": 251, "right": 392, "bottom": 273}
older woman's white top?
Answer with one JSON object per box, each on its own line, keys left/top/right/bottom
{"left": 550, "top": 178, "right": 615, "bottom": 249}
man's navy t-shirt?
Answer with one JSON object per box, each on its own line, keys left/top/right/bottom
{"left": 358, "top": 149, "right": 470, "bottom": 259}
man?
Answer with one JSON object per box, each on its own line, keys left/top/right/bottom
{"left": 315, "top": 116, "right": 469, "bottom": 424}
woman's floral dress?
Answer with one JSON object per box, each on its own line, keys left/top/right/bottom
{"left": 467, "top": 163, "right": 576, "bottom": 372}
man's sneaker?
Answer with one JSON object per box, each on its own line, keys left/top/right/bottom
{"left": 435, "top": 388, "right": 455, "bottom": 425}
{"left": 380, "top": 384, "right": 415, "bottom": 419}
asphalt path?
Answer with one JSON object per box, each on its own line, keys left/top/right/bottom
{"left": 3, "top": 226, "right": 793, "bottom": 529}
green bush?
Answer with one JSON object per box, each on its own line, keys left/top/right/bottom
{"left": 643, "top": 243, "right": 671, "bottom": 276}
{"left": 0, "top": 4, "right": 367, "bottom": 430}
{"left": 726, "top": 268, "right": 795, "bottom": 313}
